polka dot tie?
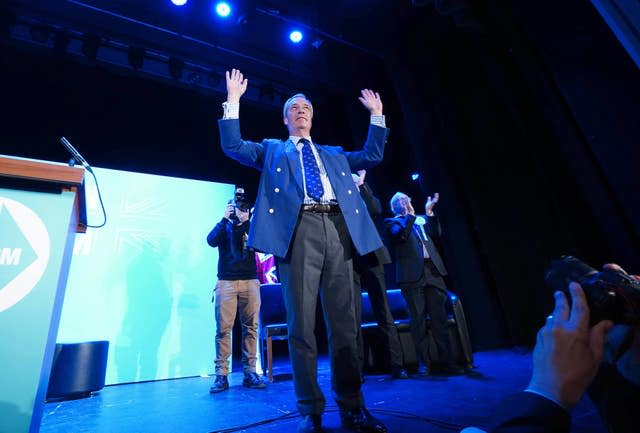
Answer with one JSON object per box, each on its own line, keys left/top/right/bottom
{"left": 299, "top": 138, "right": 325, "bottom": 202}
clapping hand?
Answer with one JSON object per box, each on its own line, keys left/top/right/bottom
{"left": 425, "top": 193, "right": 439, "bottom": 216}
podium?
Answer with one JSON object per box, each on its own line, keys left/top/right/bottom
{"left": 0, "top": 155, "right": 86, "bottom": 433}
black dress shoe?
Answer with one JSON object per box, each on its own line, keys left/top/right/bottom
{"left": 340, "top": 407, "right": 387, "bottom": 433}
{"left": 298, "top": 414, "right": 322, "bottom": 433}
{"left": 391, "top": 368, "right": 409, "bottom": 379}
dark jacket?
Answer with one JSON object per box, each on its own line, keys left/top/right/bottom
{"left": 207, "top": 218, "right": 258, "bottom": 281}
{"left": 355, "top": 182, "right": 391, "bottom": 271}
{"left": 384, "top": 213, "right": 447, "bottom": 287}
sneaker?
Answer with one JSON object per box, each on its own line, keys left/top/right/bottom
{"left": 242, "top": 372, "right": 266, "bottom": 389}
{"left": 210, "top": 375, "right": 229, "bottom": 393}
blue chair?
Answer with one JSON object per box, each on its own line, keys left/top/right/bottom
{"left": 361, "top": 289, "right": 474, "bottom": 371}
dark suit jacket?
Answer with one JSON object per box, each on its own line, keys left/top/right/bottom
{"left": 218, "top": 119, "right": 390, "bottom": 258}
{"left": 355, "top": 182, "right": 391, "bottom": 270}
{"left": 487, "top": 391, "right": 570, "bottom": 433}
{"left": 384, "top": 213, "right": 447, "bottom": 287}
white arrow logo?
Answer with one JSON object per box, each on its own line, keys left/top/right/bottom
{"left": 0, "top": 197, "right": 50, "bottom": 312}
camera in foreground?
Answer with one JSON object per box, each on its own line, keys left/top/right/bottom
{"left": 545, "top": 256, "right": 640, "bottom": 325}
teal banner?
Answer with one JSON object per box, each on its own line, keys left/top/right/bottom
{"left": 0, "top": 188, "right": 77, "bottom": 433}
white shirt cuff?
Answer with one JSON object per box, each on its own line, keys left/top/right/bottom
{"left": 370, "top": 114, "right": 386, "bottom": 128}
{"left": 222, "top": 102, "right": 240, "bottom": 119}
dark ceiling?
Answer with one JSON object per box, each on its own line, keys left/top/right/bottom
{"left": 3, "top": 0, "right": 474, "bottom": 100}
{"left": 5, "top": 1, "right": 389, "bottom": 86}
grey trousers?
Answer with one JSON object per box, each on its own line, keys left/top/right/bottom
{"left": 278, "top": 211, "right": 363, "bottom": 415}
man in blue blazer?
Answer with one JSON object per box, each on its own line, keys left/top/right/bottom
{"left": 218, "top": 69, "right": 389, "bottom": 433}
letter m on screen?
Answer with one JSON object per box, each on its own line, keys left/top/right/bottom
{"left": 0, "top": 248, "right": 21, "bottom": 265}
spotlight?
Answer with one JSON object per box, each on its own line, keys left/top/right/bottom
{"left": 289, "top": 30, "right": 303, "bottom": 43}
{"left": 215, "top": 2, "right": 231, "bottom": 17}
{"left": 127, "top": 46, "right": 145, "bottom": 70}
{"left": 81, "top": 34, "right": 100, "bottom": 61}
{"left": 168, "top": 56, "right": 184, "bottom": 79}
{"left": 411, "top": 173, "right": 420, "bottom": 181}
{"left": 170, "top": 0, "right": 188, "bottom": 5}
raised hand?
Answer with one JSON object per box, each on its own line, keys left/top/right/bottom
{"left": 226, "top": 69, "right": 248, "bottom": 103}
{"left": 358, "top": 89, "right": 383, "bottom": 115}
{"left": 425, "top": 193, "right": 439, "bottom": 216}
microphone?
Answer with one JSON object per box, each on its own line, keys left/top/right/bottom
{"left": 60, "top": 136, "right": 93, "bottom": 173}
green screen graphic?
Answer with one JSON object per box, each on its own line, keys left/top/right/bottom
{"left": 56, "top": 167, "right": 235, "bottom": 384}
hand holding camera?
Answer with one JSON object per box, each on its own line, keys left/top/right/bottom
{"left": 545, "top": 256, "right": 640, "bottom": 326}
{"left": 226, "top": 187, "right": 251, "bottom": 224}
{"left": 223, "top": 203, "right": 236, "bottom": 222}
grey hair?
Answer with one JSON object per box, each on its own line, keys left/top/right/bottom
{"left": 283, "top": 93, "right": 313, "bottom": 118}
{"left": 389, "top": 192, "right": 406, "bottom": 214}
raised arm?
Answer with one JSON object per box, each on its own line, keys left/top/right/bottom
{"left": 218, "top": 68, "right": 265, "bottom": 169}
{"left": 345, "top": 89, "right": 389, "bottom": 170}
{"left": 207, "top": 204, "right": 234, "bottom": 247}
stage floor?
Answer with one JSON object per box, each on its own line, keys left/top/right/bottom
{"left": 40, "top": 349, "right": 607, "bottom": 433}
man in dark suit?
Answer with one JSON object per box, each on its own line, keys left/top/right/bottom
{"left": 352, "top": 170, "right": 407, "bottom": 379}
{"left": 384, "top": 191, "right": 463, "bottom": 374}
{"left": 218, "top": 69, "right": 389, "bottom": 433}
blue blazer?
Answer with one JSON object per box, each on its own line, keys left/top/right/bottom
{"left": 218, "top": 119, "right": 390, "bottom": 258}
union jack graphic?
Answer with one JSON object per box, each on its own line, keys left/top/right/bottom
{"left": 255, "top": 252, "right": 278, "bottom": 284}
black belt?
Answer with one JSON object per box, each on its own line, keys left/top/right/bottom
{"left": 301, "top": 203, "right": 341, "bottom": 213}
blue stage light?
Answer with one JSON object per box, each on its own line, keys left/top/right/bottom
{"left": 411, "top": 173, "right": 420, "bottom": 181}
{"left": 171, "top": 0, "right": 188, "bottom": 6}
{"left": 215, "top": 2, "right": 231, "bottom": 17}
{"left": 289, "top": 30, "right": 303, "bottom": 43}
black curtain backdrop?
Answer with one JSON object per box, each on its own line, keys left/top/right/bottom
{"left": 1, "top": 0, "right": 638, "bottom": 352}
{"left": 380, "top": 0, "right": 639, "bottom": 347}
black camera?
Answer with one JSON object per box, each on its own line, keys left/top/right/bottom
{"left": 544, "top": 256, "right": 640, "bottom": 325}
{"left": 233, "top": 187, "right": 250, "bottom": 213}
{"left": 227, "top": 187, "right": 250, "bottom": 223}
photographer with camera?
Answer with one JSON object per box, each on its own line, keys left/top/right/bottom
{"left": 484, "top": 261, "right": 640, "bottom": 433}
{"left": 206, "top": 190, "right": 266, "bottom": 393}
